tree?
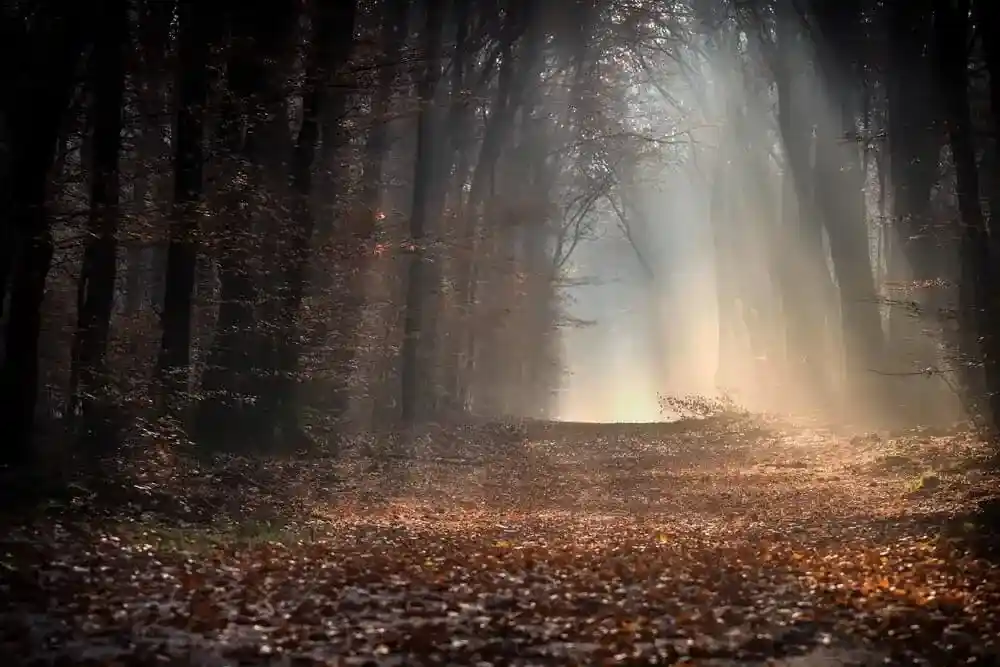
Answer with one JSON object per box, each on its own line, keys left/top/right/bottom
{"left": 12, "top": 0, "right": 1000, "bottom": 468}
{"left": 194, "top": 0, "right": 300, "bottom": 449}
{"left": 933, "top": 0, "right": 1000, "bottom": 422}
{"left": 400, "top": 0, "right": 446, "bottom": 425}
{"left": 68, "top": 0, "right": 129, "bottom": 452}
{"left": 1, "top": 4, "right": 87, "bottom": 464}
{"left": 157, "top": 0, "right": 218, "bottom": 417}
{"left": 269, "top": 0, "right": 359, "bottom": 445}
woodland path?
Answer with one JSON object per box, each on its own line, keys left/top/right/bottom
{"left": 2, "top": 419, "right": 1000, "bottom": 665}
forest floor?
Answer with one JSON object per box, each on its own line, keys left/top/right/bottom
{"left": 2, "top": 417, "right": 1000, "bottom": 666}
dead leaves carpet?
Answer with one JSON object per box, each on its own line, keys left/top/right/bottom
{"left": 3, "top": 420, "right": 1000, "bottom": 665}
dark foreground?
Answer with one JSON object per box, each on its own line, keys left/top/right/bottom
{"left": 2, "top": 419, "right": 1000, "bottom": 666}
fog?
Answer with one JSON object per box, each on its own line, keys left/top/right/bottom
{"left": 559, "top": 171, "right": 719, "bottom": 422}
{"left": 555, "top": 38, "right": 963, "bottom": 428}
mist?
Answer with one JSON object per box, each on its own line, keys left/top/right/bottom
{"left": 558, "top": 28, "right": 965, "bottom": 429}
{"left": 559, "top": 156, "right": 719, "bottom": 422}
{"left": 6, "top": 1, "right": 1000, "bottom": 664}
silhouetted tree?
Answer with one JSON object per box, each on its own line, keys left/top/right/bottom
{"left": 68, "top": 0, "right": 129, "bottom": 452}
{"left": 158, "top": 0, "right": 219, "bottom": 417}
{"left": 1, "top": 4, "right": 87, "bottom": 464}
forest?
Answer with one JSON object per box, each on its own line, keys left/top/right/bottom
{"left": 3, "top": 0, "right": 1000, "bottom": 664}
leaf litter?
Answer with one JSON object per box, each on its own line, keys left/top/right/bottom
{"left": 2, "top": 417, "right": 1000, "bottom": 665}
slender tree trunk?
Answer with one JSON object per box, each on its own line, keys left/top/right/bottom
{"left": 157, "top": 0, "right": 216, "bottom": 417}
{"left": 455, "top": 4, "right": 542, "bottom": 409}
{"left": 417, "top": 1, "right": 469, "bottom": 419}
{"left": 195, "top": 92, "right": 260, "bottom": 447}
{"left": 69, "top": 0, "right": 129, "bottom": 453}
{"left": 272, "top": 0, "right": 357, "bottom": 446}
{"left": 814, "top": 103, "right": 884, "bottom": 397}
{"left": 773, "top": 4, "right": 834, "bottom": 405}
{"left": 737, "top": 60, "right": 787, "bottom": 397}
{"left": 810, "top": 2, "right": 886, "bottom": 409}
{"left": 0, "top": 7, "right": 33, "bottom": 311}
{"left": 125, "top": 0, "right": 175, "bottom": 317}
{"left": 934, "top": 0, "right": 1000, "bottom": 424}
{"left": 195, "top": 2, "right": 298, "bottom": 449}
{"left": 357, "top": 0, "right": 409, "bottom": 222}
{"left": 884, "top": 0, "right": 942, "bottom": 418}
{"left": 400, "top": 0, "right": 446, "bottom": 426}
{"left": 979, "top": 0, "right": 1000, "bottom": 233}
{"left": 124, "top": 244, "right": 144, "bottom": 315}
{"left": 0, "top": 6, "right": 85, "bottom": 465}
{"left": 331, "top": 0, "right": 409, "bottom": 423}
{"left": 436, "top": 2, "right": 481, "bottom": 412}
{"left": 710, "top": 120, "right": 739, "bottom": 392}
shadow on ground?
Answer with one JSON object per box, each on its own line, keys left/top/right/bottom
{"left": 2, "top": 417, "right": 1000, "bottom": 665}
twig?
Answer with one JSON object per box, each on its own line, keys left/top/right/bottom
{"left": 867, "top": 367, "right": 960, "bottom": 377}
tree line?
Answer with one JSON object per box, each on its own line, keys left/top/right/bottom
{"left": 3, "top": 0, "right": 1000, "bottom": 470}
{"left": 1, "top": 0, "right": 672, "bottom": 466}
{"left": 690, "top": 0, "right": 1000, "bottom": 430}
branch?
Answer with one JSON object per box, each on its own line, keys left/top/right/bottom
{"left": 605, "top": 192, "right": 655, "bottom": 282}
{"left": 867, "top": 367, "right": 960, "bottom": 377}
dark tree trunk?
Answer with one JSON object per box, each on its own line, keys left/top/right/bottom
{"left": 357, "top": 0, "right": 409, "bottom": 223}
{"left": 270, "top": 0, "right": 357, "bottom": 446}
{"left": 883, "top": 0, "right": 943, "bottom": 418}
{"left": 812, "top": 104, "right": 883, "bottom": 388}
{"left": 194, "top": 82, "right": 262, "bottom": 447}
{"left": 885, "top": 0, "right": 939, "bottom": 298}
{"left": 157, "top": 0, "right": 216, "bottom": 417}
{"left": 933, "top": 0, "right": 1000, "bottom": 424}
{"left": 454, "top": 4, "right": 542, "bottom": 409}
{"left": 0, "top": 7, "right": 33, "bottom": 311}
{"left": 519, "top": 91, "right": 564, "bottom": 419}
{"left": 979, "top": 0, "right": 1000, "bottom": 232}
{"left": 417, "top": 1, "right": 470, "bottom": 418}
{"left": 430, "top": 0, "right": 470, "bottom": 222}
{"left": 125, "top": 0, "right": 175, "bottom": 317}
{"left": 123, "top": 244, "right": 144, "bottom": 315}
{"left": 195, "top": 1, "right": 298, "bottom": 449}
{"left": 69, "top": 0, "right": 129, "bottom": 453}
{"left": 324, "top": 0, "right": 409, "bottom": 424}
{"left": 436, "top": 0, "right": 484, "bottom": 412}
{"left": 810, "top": 1, "right": 886, "bottom": 408}
{"left": 400, "top": 0, "right": 447, "bottom": 426}
{"left": 0, "top": 5, "right": 85, "bottom": 465}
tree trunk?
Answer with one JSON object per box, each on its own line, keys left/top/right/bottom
{"left": 400, "top": 0, "right": 447, "bottom": 426}
{"left": 157, "top": 0, "right": 216, "bottom": 418}
{"left": 125, "top": 0, "right": 175, "bottom": 317}
{"left": 735, "top": 59, "right": 787, "bottom": 401}
{"left": 934, "top": 0, "right": 1000, "bottom": 425}
{"left": 979, "top": 0, "right": 1000, "bottom": 232}
{"left": 710, "top": 121, "right": 740, "bottom": 392}
{"left": 455, "top": 3, "right": 542, "bottom": 410}
{"left": 773, "top": 3, "right": 834, "bottom": 406}
{"left": 810, "top": 1, "right": 886, "bottom": 410}
{"left": 328, "top": 0, "right": 409, "bottom": 423}
{"left": 813, "top": 103, "right": 884, "bottom": 399}
{"left": 123, "top": 244, "right": 144, "bottom": 315}
{"left": 271, "top": 0, "right": 357, "bottom": 446}
{"left": 436, "top": 1, "right": 486, "bottom": 412}
{"left": 884, "top": 0, "right": 943, "bottom": 419}
{"left": 0, "top": 5, "right": 85, "bottom": 465}
{"left": 195, "top": 2, "right": 297, "bottom": 449}
{"left": 69, "top": 0, "right": 129, "bottom": 453}
{"left": 885, "top": 0, "right": 939, "bottom": 299}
